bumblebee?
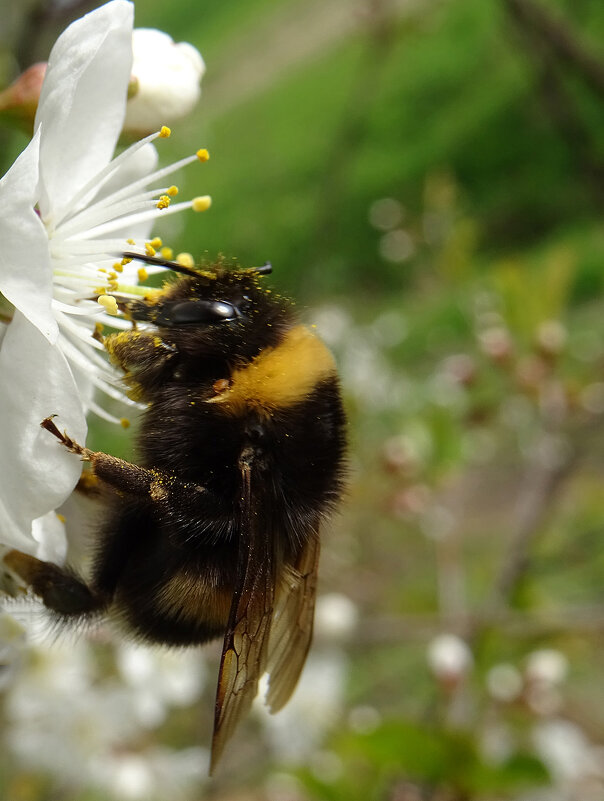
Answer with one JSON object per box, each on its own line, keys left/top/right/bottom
{"left": 4, "top": 255, "right": 346, "bottom": 772}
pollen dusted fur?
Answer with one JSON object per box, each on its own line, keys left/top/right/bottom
{"left": 5, "top": 259, "right": 347, "bottom": 773}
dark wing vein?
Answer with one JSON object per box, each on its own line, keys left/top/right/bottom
{"left": 210, "top": 456, "right": 275, "bottom": 774}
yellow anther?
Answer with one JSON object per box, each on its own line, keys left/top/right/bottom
{"left": 127, "top": 238, "right": 136, "bottom": 245}
{"left": 167, "top": 185, "right": 179, "bottom": 197}
{"left": 56, "top": 513, "right": 66, "bottom": 524}
{"left": 145, "top": 243, "right": 156, "bottom": 257}
{"left": 108, "top": 271, "right": 118, "bottom": 281}
{"left": 107, "top": 280, "right": 119, "bottom": 292}
{"left": 176, "top": 252, "right": 195, "bottom": 269}
{"left": 157, "top": 195, "right": 171, "bottom": 209}
{"left": 120, "top": 418, "right": 131, "bottom": 429}
{"left": 192, "top": 195, "right": 212, "bottom": 212}
{"left": 159, "top": 126, "right": 171, "bottom": 138}
{"left": 160, "top": 246, "right": 174, "bottom": 260}
{"left": 196, "top": 148, "right": 209, "bottom": 162}
{"left": 94, "top": 322, "right": 104, "bottom": 336}
{"left": 113, "top": 261, "right": 124, "bottom": 273}
{"left": 97, "top": 295, "right": 119, "bottom": 315}
{"left": 122, "top": 257, "right": 133, "bottom": 265}
{"left": 99, "top": 267, "right": 107, "bottom": 273}
{"left": 150, "top": 237, "right": 163, "bottom": 249}
{"left": 138, "top": 267, "right": 149, "bottom": 281}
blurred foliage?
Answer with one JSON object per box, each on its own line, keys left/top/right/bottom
{"left": 3, "top": 0, "right": 604, "bottom": 799}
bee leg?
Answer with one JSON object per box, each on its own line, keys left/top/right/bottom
{"left": 41, "top": 416, "right": 206, "bottom": 499}
{"left": 86, "top": 454, "right": 208, "bottom": 503}
{"left": 3, "top": 550, "right": 107, "bottom": 616}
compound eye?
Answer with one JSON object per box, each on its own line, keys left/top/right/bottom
{"left": 156, "top": 299, "right": 240, "bottom": 326}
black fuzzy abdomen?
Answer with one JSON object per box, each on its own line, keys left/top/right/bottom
{"left": 92, "top": 375, "right": 345, "bottom": 645}
{"left": 92, "top": 496, "right": 239, "bottom": 645}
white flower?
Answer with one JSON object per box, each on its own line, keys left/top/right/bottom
{"left": 486, "top": 663, "right": 523, "bottom": 703}
{"left": 526, "top": 648, "right": 569, "bottom": 686}
{"left": 314, "top": 593, "right": 358, "bottom": 641}
{"left": 427, "top": 633, "right": 473, "bottom": 684}
{"left": 258, "top": 650, "right": 347, "bottom": 764}
{"left": 0, "top": 0, "right": 211, "bottom": 556}
{"left": 533, "top": 719, "right": 603, "bottom": 785}
{"left": 125, "top": 29, "right": 205, "bottom": 134}
{"left": 5, "top": 637, "right": 208, "bottom": 796}
{"left": 115, "top": 642, "right": 206, "bottom": 728}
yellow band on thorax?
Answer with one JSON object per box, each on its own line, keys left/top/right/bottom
{"left": 208, "top": 325, "right": 336, "bottom": 414}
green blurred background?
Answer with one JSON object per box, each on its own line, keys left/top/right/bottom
{"left": 3, "top": 0, "right": 604, "bottom": 799}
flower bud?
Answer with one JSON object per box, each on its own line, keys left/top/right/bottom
{"left": 0, "top": 63, "right": 47, "bottom": 132}
{"left": 536, "top": 320, "right": 567, "bottom": 359}
{"left": 427, "top": 633, "right": 473, "bottom": 690}
{"left": 478, "top": 326, "right": 513, "bottom": 364}
{"left": 124, "top": 29, "right": 205, "bottom": 134}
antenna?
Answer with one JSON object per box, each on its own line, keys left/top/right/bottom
{"left": 121, "top": 251, "right": 200, "bottom": 277}
{"left": 121, "top": 252, "right": 273, "bottom": 278}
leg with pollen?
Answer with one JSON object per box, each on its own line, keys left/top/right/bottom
{"left": 3, "top": 419, "right": 211, "bottom": 616}
{"left": 41, "top": 416, "right": 206, "bottom": 500}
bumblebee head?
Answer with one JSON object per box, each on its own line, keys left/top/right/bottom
{"left": 125, "top": 258, "right": 294, "bottom": 363}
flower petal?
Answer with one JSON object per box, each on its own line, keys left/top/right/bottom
{"left": 0, "top": 311, "right": 87, "bottom": 552}
{"left": 0, "top": 129, "right": 57, "bottom": 343}
{"left": 32, "top": 511, "right": 68, "bottom": 564}
{"left": 36, "top": 0, "right": 134, "bottom": 221}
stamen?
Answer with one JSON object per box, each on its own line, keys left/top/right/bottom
{"left": 57, "top": 331, "right": 126, "bottom": 389}
{"left": 41, "top": 122, "right": 211, "bottom": 426}
{"left": 192, "top": 196, "right": 212, "bottom": 212}
{"left": 97, "top": 295, "right": 119, "bottom": 315}
{"left": 57, "top": 190, "right": 174, "bottom": 239}
{"left": 53, "top": 131, "right": 163, "bottom": 228}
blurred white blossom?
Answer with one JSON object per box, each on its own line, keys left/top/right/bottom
{"left": 0, "top": 613, "right": 26, "bottom": 691}
{"left": 259, "top": 650, "right": 348, "bottom": 764}
{"left": 526, "top": 649, "right": 569, "bottom": 687}
{"left": 116, "top": 642, "right": 206, "bottom": 728}
{"left": 533, "top": 718, "right": 604, "bottom": 796}
{"left": 427, "top": 633, "right": 473, "bottom": 685}
{"left": 5, "top": 636, "right": 208, "bottom": 799}
{"left": 486, "top": 662, "right": 523, "bottom": 703}
{"left": 125, "top": 29, "right": 205, "bottom": 133}
{"left": 314, "top": 592, "right": 358, "bottom": 641}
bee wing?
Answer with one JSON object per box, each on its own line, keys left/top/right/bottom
{"left": 210, "top": 456, "right": 275, "bottom": 774}
{"left": 264, "top": 528, "right": 320, "bottom": 712}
